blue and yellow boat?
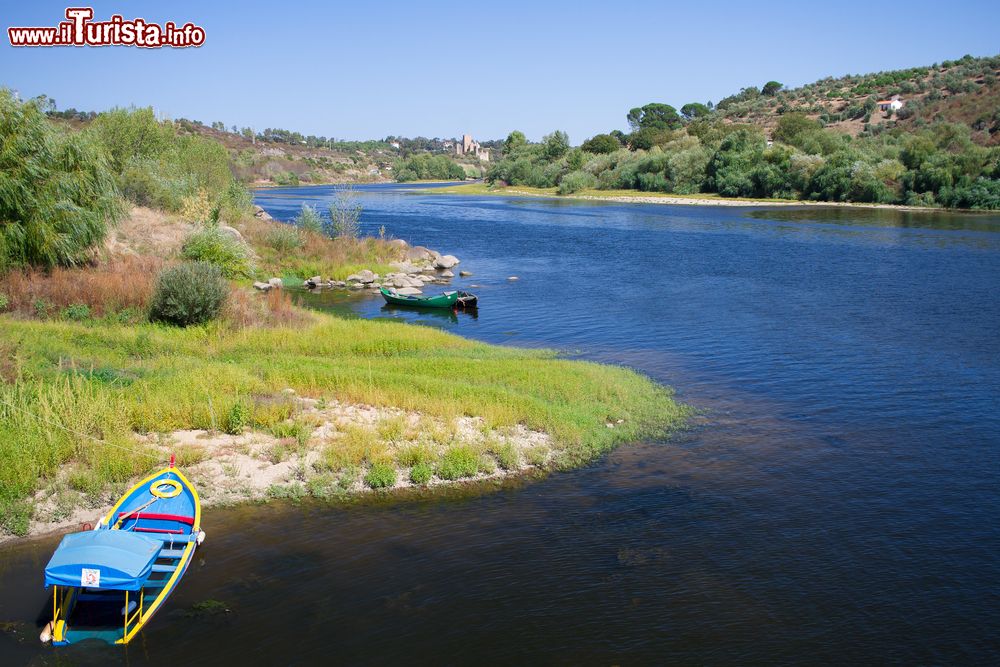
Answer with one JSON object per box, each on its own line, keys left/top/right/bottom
{"left": 42, "top": 463, "right": 203, "bottom": 645}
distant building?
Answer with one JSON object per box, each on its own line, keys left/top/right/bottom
{"left": 877, "top": 95, "right": 904, "bottom": 112}
{"left": 390, "top": 141, "right": 400, "bottom": 149}
{"left": 455, "top": 134, "right": 490, "bottom": 162}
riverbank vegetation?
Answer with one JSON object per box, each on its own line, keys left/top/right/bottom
{"left": 486, "top": 54, "right": 1000, "bottom": 209}
{"left": 0, "top": 90, "right": 687, "bottom": 538}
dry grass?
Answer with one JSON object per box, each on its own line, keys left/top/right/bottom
{"left": 0, "top": 255, "right": 161, "bottom": 317}
{"left": 222, "top": 288, "right": 314, "bottom": 329}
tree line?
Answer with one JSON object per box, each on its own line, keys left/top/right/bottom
{"left": 486, "top": 91, "right": 1000, "bottom": 208}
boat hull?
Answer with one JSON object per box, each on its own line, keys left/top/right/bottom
{"left": 380, "top": 287, "right": 459, "bottom": 308}
{"left": 50, "top": 467, "right": 201, "bottom": 646}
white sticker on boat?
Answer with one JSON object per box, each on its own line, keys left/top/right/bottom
{"left": 81, "top": 568, "right": 100, "bottom": 587}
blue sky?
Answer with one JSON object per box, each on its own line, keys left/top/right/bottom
{"left": 1, "top": 0, "right": 998, "bottom": 142}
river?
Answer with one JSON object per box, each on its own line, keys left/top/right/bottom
{"left": 2, "top": 184, "right": 998, "bottom": 665}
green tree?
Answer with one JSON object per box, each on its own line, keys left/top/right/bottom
{"left": 772, "top": 113, "right": 822, "bottom": 147}
{"left": 627, "top": 103, "right": 682, "bottom": 131}
{"left": 0, "top": 90, "right": 123, "bottom": 270}
{"left": 762, "top": 81, "right": 783, "bottom": 96}
{"left": 503, "top": 130, "right": 527, "bottom": 156}
{"left": 581, "top": 133, "right": 620, "bottom": 154}
{"left": 680, "top": 103, "right": 711, "bottom": 120}
{"left": 542, "top": 130, "right": 570, "bottom": 159}
{"left": 88, "top": 107, "right": 174, "bottom": 174}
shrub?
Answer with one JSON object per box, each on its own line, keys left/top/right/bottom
{"left": 295, "top": 205, "right": 324, "bottom": 234}
{"left": 436, "top": 445, "right": 480, "bottom": 480}
{"left": 558, "top": 170, "right": 597, "bottom": 194}
{"left": 0, "top": 293, "right": 7, "bottom": 311}
{"left": 0, "top": 90, "right": 124, "bottom": 270}
{"left": 329, "top": 189, "right": 362, "bottom": 239}
{"left": 225, "top": 399, "right": 251, "bottom": 435}
{"left": 364, "top": 462, "right": 397, "bottom": 489}
{"left": 409, "top": 462, "right": 433, "bottom": 485}
{"left": 265, "top": 225, "right": 303, "bottom": 252}
{"left": 490, "top": 442, "right": 520, "bottom": 471}
{"left": 149, "top": 262, "right": 228, "bottom": 326}
{"left": 61, "top": 303, "right": 91, "bottom": 321}
{"left": 181, "top": 227, "right": 255, "bottom": 278}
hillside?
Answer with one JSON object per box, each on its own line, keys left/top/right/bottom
{"left": 45, "top": 109, "right": 485, "bottom": 186}
{"left": 716, "top": 54, "right": 1000, "bottom": 145}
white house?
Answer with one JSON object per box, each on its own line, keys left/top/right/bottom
{"left": 877, "top": 95, "right": 904, "bottom": 112}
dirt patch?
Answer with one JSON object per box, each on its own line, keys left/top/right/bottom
{"left": 106, "top": 206, "right": 194, "bottom": 259}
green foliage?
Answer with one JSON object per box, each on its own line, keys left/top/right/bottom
{"left": 542, "top": 131, "right": 570, "bottom": 160}
{"left": 225, "top": 399, "right": 251, "bottom": 435}
{"left": 503, "top": 130, "right": 528, "bottom": 156}
{"left": 680, "top": 103, "right": 711, "bottom": 120}
{"left": 295, "top": 204, "right": 324, "bottom": 233}
{"left": 0, "top": 90, "right": 123, "bottom": 270}
{"left": 409, "top": 461, "right": 433, "bottom": 485}
{"left": 181, "top": 227, "right": 255, "bottom": 279}
{"left": 627, "top": 103, "right": 682, "bottom": 131}
{"left": 773, "top": 113, "right": 822, "bottom": 146}
{"left": 436, "top": 445, "right": 480, "bottom": 480}
{"left": 0, "top": 293, "right": 8, "bottom": 311}
{"left": 149, "top": 262, "right": 229, "bottom": 326}
{"left": 558, "top": 170, "right": 597, "bottom": 194}
{"left": 394, "top": 154, "right": 466, "bottom": 182}
{"left": 89, "top": 106, "right": 174, "bottom": 174}
{"left": 364, "top": 462, "right": 397, "bottom": 489}
{"left": 61, "top": 304, "right": 91, "bottom": 321}
{"left": 329, "top": 188, "right": 362, "bottom": 239}
{"left": 762, "top": 81, "right": 783, "bottom": 96}
{"left": 265, "top": 224, "right": 304, "bottom": 252}
{"left": 581, "top": 134, "right": 621, "bottom": 154}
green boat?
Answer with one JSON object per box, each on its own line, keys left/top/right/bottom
{"left": 380, "top": 287, "right": 460, "bottom": 309}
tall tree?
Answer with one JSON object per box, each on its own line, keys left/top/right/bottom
{"left": 627, "top": 103, "right": 682, "bottom": 131}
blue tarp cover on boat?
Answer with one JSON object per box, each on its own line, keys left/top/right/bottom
{"left": 44, "top": 531, "right": 162, "bottom": 591}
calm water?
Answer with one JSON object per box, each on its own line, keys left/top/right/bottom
{"left": 2, "top": 184, "right": 999, "bottom": 665}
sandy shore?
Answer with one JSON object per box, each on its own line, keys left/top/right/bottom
{"left": 3, "top": 395, "right": 558, "bottom": 545}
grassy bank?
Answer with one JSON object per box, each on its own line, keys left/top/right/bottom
{"left": 0, "top": 314, "right": 687, "bottom": 537}
{"left": 419, "top": 182, "right": 953, "bottom": 210}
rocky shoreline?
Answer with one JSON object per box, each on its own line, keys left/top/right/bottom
{"left": 253, "top": 236, "right": 468, "bottom": 296}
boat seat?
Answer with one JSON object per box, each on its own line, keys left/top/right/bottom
{"left": 158, "top": 547, "right": 185, "bottom": 558}
{"left": 151, "top": 564, "right": 177, "bottom": 573}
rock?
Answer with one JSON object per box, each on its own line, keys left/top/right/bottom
{"left": 305, "top": 275, "right": 322, "bottom": 289}
{"left": 507, "top": 276, "right": 519, "bottom": 281}
{"left": 218, "top": 225, "right": 245, "bottom": 242}
{"left": 440, "top": 270, "right": 455, "bottom": 278}
{"left": 396, "top": 287, "right": 422, "bottom": 295}
{"left": 346, "top": 273, "right": 362, "bottom": 283}
{"left": 388, "top": 239, "right": 409, "bottom": 249}
{"left": 357, "top": 269, "right": 377, "bottom": 284}
{"left": 268, "top": 277, "right": 283, "bottom": 288}
{"left": 459, "top": 271, "right": 472, "bottom": 277}
{"left": 405, "top": 246, "right": 435, "bottom": 262}
{"left": 434, "top": 255, "right": 460, "bottom": 269}
{"left": 253, "top": 281, "right": 273, "bottom": 291}
{"left": 253, "top": 205, "right": 273, "bottom": 221}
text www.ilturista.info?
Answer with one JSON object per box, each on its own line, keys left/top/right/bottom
{"left": 8, "top": 7, "right": 205, "bottom": 48}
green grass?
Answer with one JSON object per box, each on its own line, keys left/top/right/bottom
{"left": 0, "top": 311, "right": 688, "bottom": 536}
{"left": 436, "top": 445, "right": 481, "bottom": 480}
